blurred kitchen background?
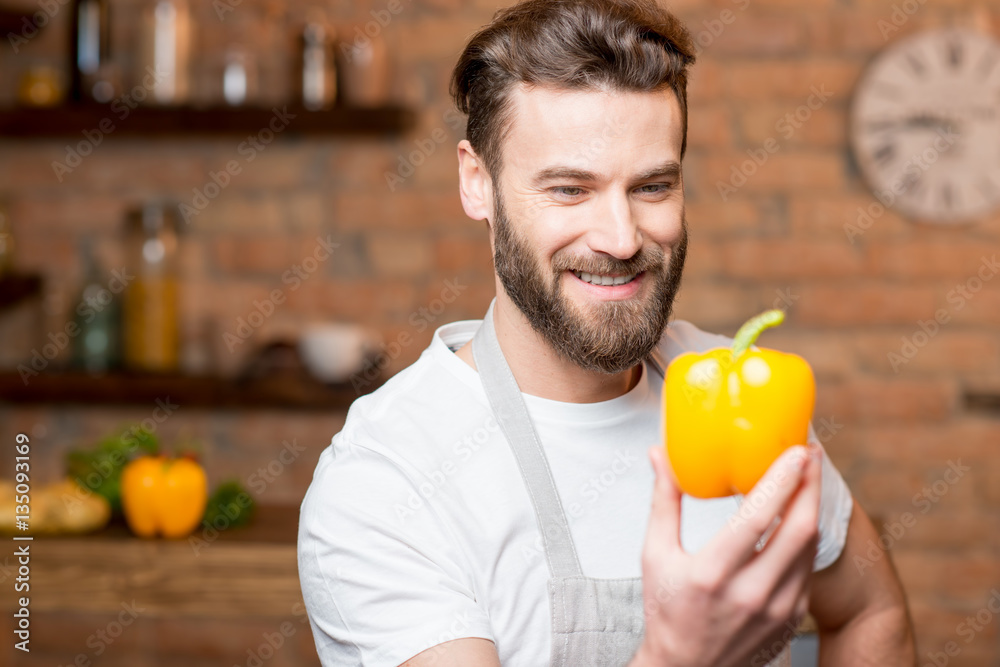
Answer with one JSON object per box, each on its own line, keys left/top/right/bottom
{"left": 0, "top": 0, "right": 998, "bottom": 664}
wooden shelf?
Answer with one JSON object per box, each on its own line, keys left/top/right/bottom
{"left": 965, "top": 390, "right": 1000, "bottom": 415}
{"left": 0, "top": 368, "right": 377, "bottom": 410}
{"left": 0, "top": 103, "right": 418, "bottom": 138}
{"left": 0, "top": 272, "right": 42, "bottom": 311}
{"left": 0, "top": 8, "right": 30, "bottom": 34}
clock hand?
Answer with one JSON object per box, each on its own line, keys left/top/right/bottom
{"left": 902, "top": 113, "right": 955, "bottom": 130}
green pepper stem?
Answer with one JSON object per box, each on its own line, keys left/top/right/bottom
{"left": 731, "top": 309, "right": 785, "bottom": 360}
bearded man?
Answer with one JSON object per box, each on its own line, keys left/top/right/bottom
{"left": 298, "top": 1, "right": 916, "bottom": 665}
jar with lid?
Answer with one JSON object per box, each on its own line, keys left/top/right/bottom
{"left": 122, "top": 202, "right": 179, "bottom": 372}
{"left": 137, "top": 0, "right": 192, "bottom": 105}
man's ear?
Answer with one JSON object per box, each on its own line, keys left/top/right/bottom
{"left": 457, "top": 139, "right": 493, "bottom": 225}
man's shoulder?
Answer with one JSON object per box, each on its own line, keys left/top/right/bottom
{"left": 338, "top": 340, "right": 486, "bottom": 455}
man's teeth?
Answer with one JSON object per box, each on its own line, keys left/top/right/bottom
{"left": 572, "top": 270, "right": 638, "bottom": 286}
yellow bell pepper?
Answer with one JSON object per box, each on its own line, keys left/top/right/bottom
{"left": 121, "top": 455, "right": 208, "bottom": 538}
{"left": 664, "top": 310, "right": 815, "bottom": 499}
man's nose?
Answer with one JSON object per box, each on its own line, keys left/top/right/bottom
{"left": 587, "top": 192, "right": 642, "bottom": 260}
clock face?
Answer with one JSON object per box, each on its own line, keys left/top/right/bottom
{"left": 849, "top": 28, "right": 1000, "bottom": 223}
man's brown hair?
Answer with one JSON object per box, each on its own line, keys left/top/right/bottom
{"left": 450, "top": 0, "right": 697, "bottom": 183}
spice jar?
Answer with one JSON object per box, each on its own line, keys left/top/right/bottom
{"left": 122, "top": 202, "right": 179, "bottom": 372}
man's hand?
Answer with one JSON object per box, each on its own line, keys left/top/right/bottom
{"left": 631, "top": 443, "right": 822, "bottom": 667}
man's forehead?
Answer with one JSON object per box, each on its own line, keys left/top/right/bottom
{"left": 502, "top": 82, "right": 683, "bottom": 176}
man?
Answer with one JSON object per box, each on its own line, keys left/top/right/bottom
{"left": 298, "top": 0, "right": 916, "bottom": 665}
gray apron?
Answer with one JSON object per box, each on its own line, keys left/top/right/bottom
{"left": 470, "top": 299, "right": 792, "bottom": 667}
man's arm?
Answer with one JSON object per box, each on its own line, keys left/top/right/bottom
{"left": 400, "top": 638, "right": 501, "bottom": 666}
{"left": 808, "top": 498, "right": 916, "bottom": 665}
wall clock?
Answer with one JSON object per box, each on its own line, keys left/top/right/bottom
{"left": 849, "top": 28, "right": 1000, "bottom": 223}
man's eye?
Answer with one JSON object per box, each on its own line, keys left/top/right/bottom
{"left": 552, "top": 186, "right": 585, "bottom": 197}
{"left": 637, "top": 183, "right": 674, "bottom": 194}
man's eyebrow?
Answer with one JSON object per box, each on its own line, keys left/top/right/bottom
{"left": 635, "top": 161, "right": 682, "bottom": 181}
{"left": 530, "top": 160, "right": 682, "bottom": 186}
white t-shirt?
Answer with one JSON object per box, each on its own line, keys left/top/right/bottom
{"left": 298, "top": 314, "right": 854, "bottom": 667}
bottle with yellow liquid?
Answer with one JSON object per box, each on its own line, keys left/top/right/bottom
{"left": 123, "top": 202, "right": 179, "bottom": 372}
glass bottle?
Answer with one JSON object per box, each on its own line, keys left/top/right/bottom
{"left": 122, "top": 202, "right": 179, "bottom": 372}
{"left": 69, "top": 0, "right": 114, "bottom": 102}
{"left": 138, "top": 0, "right": 191, "bottom": 105}
{"left": 72, "top": 240, "right": 121, "bottom": 373}
{"left": 294, "top": 11, "right": 336, "bottom": 110}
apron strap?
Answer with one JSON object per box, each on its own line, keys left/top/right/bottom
{"left": 471, "top": 298, "right": 668, "bottom": 580}
{"left": 472, "top": 298, "right": 584, "bottom": 579}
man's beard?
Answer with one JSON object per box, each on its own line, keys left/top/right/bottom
{"left": 491, "top": 187, "right": 688, "bottom": 375}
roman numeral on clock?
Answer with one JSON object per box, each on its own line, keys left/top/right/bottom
{"left": 873, "top": 143, "right": 896, "bottom": 166}
{"left": 946, "top": 41, "right": 963, "bottom": 69}
{"left": 905, "top": 52, "right": 927, "bottom": 77}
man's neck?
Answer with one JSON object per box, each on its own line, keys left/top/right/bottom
{"left": 453, "top": 295, "right": 644, "bottom": 403}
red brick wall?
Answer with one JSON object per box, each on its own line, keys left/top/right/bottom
{"left": 2, "top": 0, "right": 1000, "bottom": 664}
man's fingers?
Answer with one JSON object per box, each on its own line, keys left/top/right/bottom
{"left": 644, "top": 445, "right": 682, "bottom": 558}
{"left": 703, "top": 445, "right": 810, "bottom": 574}
{"left": 747, "top": 443, "right": 822, "bottom": 580}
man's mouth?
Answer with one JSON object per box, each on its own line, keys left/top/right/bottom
{"left": 570, "top": 270, "right": 640, "bottom": 286}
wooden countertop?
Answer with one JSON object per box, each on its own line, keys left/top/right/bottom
{"left": 1, "top": 505, "right": 302, "bottom": 617}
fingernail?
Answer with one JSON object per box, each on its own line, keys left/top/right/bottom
{"left": 787, "top": 447, "right": 808, "bottom": 471}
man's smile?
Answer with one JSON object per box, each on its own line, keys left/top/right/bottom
{"left": 566, "top": 269, "right": 646, "bottom": 299}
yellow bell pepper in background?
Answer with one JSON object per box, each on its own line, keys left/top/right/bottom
{"left": 664, "top": 309, "right": 815, "bottom": 499}
{"left": 121, "top": 455, "right": 208, "bottom": 538}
